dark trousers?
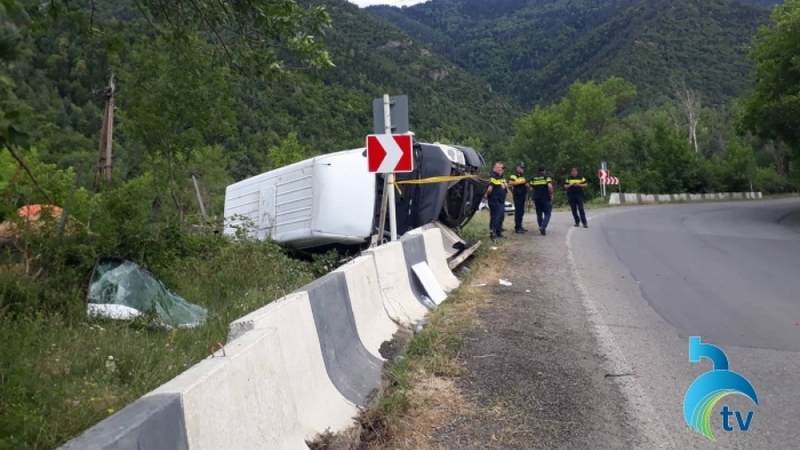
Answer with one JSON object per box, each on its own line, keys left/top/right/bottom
{"left": 513, "top": 193, "right": 526, "bottom": 230}
{"left": 489, "top": 197, "right": 505, "bottom": 235}
{"left": 534, "top": 198, "right": 552, "bottom": 229}
{"left": 569, "top": 195, "right": 587, "bottom": 225}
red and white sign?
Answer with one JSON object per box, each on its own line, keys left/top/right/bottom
{"left": 366, "top": 134, "right": 414, "bottom": 173}
{"left": 598, "top": 169, "right": 608, "bottom": 180}
{"left": 602, "top": 176, "right": 619, "bottom": 185}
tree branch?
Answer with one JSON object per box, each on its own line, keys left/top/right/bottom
{"left": 1, "top": 137, "right": 55, "bottom": 205}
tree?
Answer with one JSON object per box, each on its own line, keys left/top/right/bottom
{"left": 510, "top": 78, "right": 636, "bottom": 179}
{"left": 675, "top": 84, "right": 702, "bottom": 153}
{"left": 22, "top": 0, "right": 334, "bottom": 81}
{"left": 739, "top": 0, "right": 800, "bottom": 166}
{"left": 267, "top": 131, "right": 309, "bottom": 170}
{"left": 0, "top": 0, "right": 336, "bottom": 194}
{"left": 122, "top": 36, "right": 236, "bottom": 166}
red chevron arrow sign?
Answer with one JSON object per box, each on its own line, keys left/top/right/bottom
{"left": 367, "top": 134, "right": 414, "bottom": 173}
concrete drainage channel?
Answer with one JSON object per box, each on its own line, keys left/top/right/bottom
{"left": 58, "top": 228, "right": 463, "bottom": 450}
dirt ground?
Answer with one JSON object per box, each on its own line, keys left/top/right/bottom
{"left": 429, "top": 212, "right": 642, "bottom": 449}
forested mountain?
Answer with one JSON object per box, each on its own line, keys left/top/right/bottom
{"left": 6, "top": 0, "right": 519, "bottom": 192}
{"left": 367, "top": 0, "right": 780, "bottom": 108}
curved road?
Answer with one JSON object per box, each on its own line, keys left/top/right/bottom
{"left": 568, "top": 197, "right": 800, "bottom": 449}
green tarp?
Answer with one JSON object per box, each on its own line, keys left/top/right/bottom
{"left": 87, "top": 257, "right": 208, "bottom": 328}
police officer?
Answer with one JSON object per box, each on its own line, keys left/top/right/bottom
{"left": 484, "top": 161, "right": 507, "bottom": 238}
{"left": 508, "top": 162, "right": 529, "bottom": 233}
{"left": 564, "top": 167, "right": 588, "bottom": 228}
{"left": 530, "top": 165, "right": 553, "bottom": 236}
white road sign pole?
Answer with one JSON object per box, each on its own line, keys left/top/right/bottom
{"left": 600, "top": 161, "right": 607, "bottom": 198}
{"left": 384, "top": 94, "right": 398, "bottom": 241}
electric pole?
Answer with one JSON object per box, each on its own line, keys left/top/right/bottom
{"left": 94, "top": 73, "right": 117, "bottom": 191}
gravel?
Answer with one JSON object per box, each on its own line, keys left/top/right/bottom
{"left": 432, "top": 214, "right": 643, "bottom": 449}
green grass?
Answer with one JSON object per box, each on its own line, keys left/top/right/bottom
{"left": 0, "top": 236, "right": 335, "bottom": 450}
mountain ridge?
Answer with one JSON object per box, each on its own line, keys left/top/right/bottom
{"left": 366, "top": 0, "right": 781, "bottom": 108}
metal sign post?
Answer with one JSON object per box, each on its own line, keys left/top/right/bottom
{"left": 384, "top": 94, "right": 398, "bottom": 242}
{"left": 371, "top": 94, "right": 410, "bottom": 243}
{"left": 600, "top": 161, "right": 607, "bottom": 198}
{"left": 373, "top": 95, "right": 409, "bottom": 135}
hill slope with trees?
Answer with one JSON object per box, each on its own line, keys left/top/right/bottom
{"left": 367, "top": 0, "right": 779, "bottom": 108}
{"left": 5, "top": 0, "right": 520, "bottom": 194}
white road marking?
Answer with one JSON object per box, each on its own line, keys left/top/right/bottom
{"left": 566, "top": 211, "right": 675, "bottom": 449}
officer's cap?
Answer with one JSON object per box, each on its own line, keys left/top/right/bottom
{"left": 516, "top": 162, "right": 525, "bottom": 168}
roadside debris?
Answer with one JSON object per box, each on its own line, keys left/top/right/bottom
{"left": 86, "top": 256, "right": 208, "bottom": 329}
{"left": 420, "top": 295, "right": 436, "bottom": 309}
{"left": 415, "top": 317, "right": 427, "bottom": 333}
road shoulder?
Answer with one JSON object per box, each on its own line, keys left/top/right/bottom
{"left": 427, "top": 217, "right": 642, "bottom": 449}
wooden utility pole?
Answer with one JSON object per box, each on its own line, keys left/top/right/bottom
{"left": 95, "top": 73, "right": 117, "bottom": 190}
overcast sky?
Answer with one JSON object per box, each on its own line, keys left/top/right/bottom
{"left": 347, "top": 0, "right": 429, "bottom": 7}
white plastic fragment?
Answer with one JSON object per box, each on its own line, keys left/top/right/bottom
{"left": 87, "top": 303, "right": 142, "bottom": 321}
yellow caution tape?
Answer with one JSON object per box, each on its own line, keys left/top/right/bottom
{"left": 388, "top": 174, "right": 491, "bottom": 195}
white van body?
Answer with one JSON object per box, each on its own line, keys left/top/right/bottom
{"left": 223, "top": 148, "right": 375, "bottom": 249}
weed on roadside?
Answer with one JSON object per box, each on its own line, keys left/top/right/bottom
{"left": 0, "top": 233, "right": 330, "bottom": 450}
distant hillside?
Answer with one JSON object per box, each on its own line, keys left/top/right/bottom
{"left": 10, "top": 0, "right": 520, "bottom": 186}
{"left": 302, "top": 0, "right": 520, "bottom": 152}
{"left": 367, "top": 0, "right": 776, "bottom": 108}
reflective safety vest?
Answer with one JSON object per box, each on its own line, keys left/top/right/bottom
{"left": 509, "top": 174, "right": 528, "bottom": 195}
{"left": 488, "top": 171, "right": 506, "bottom": 200}
{"left": 530, "top": 172, "right": 552, "bottom": 200}
{"left": 566, "top": 175, "right": 587, "bottom": 198}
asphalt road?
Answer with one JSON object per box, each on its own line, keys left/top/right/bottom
{"left": 569, "top": 197, "right": 800, "bottom": 449}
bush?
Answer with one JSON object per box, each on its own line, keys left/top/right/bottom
{"left": 0, "top": 173, "right": 334, "bottom": 449}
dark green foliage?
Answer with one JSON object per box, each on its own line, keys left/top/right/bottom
{"left": 739, "top": 0, "right": 800, "bottom": 165}
{"left": 368, "top": 0, "right": 776, "bottom": 109}
{"left": 510, "top": 77, "right": 797, "bottom": 204}
{"left": 4, "top": 0, "right": 520, "bottom": 186}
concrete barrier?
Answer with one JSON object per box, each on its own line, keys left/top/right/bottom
{"left": 336, "top": 255, "right": 399, "bottom": 359}
{"left": 59, "top": 328, "right": 309, "bottom": 450}
{"left": 407, "top": 228, "right": 461, "bottom": 293}
{"left": 362, "top": 240, "right": 430, "bottom": 326}
{"left": 58, "top": 222, "right": 467, "bottom": 450}
{"left": 228, "top": 293, "right": 359, "bottom": 438}
{"left": 399, "top": 233, "right": 438, "bottom": 304}
{"left": 416, "top": 220, "right": 482, "bottom": 270}
{"left": 158, "top": 329, "right": 308, "bottom": 449}
{"left": 58, "top": 394, "right": 188, "bottom": 450}
{"left": 293, "top": 271, "right": 384, "bottom": 406}
{"left": 423, "top": 222, "right": 462, "bottom": 259}
{"left": 609, "top": 191, "right": 763, "bottom": 205}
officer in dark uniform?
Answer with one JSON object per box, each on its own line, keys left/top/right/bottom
{"left": 508, "top": 162, "right": 530, "bottom": 233}
{"left": 564, "top": 167, "right": 588, "bottom": 228}
{"left": 484, "top": 161, "right": 507, "bottom": 238}
{"left": 530, "top": 165, "right": 553, "bottom": 236}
